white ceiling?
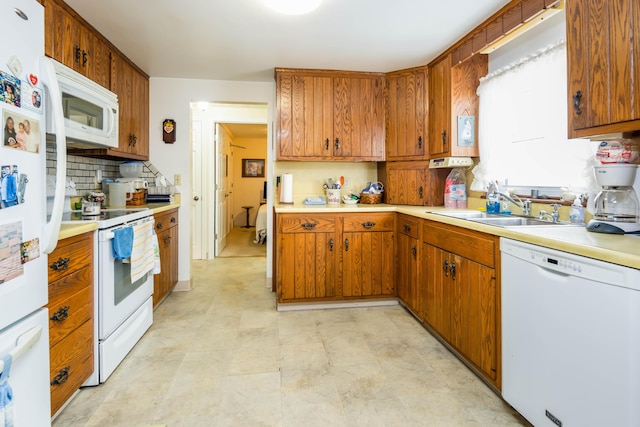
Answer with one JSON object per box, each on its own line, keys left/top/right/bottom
{"left": 65, "top": 0, "right": 511, "bottom": 82}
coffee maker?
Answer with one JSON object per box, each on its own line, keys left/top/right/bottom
{"left": 587, "top": 164, "right": 640, "bottom": 234}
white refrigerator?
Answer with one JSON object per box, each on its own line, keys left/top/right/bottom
{"left": 0, "top": 0, "right": 67, "bottom": 425}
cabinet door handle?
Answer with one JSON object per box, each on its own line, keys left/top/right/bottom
{"left": 361, "top": 221, "right": 376, "bottom": 229}
{"left": 163, "top": 236, "right": 171, "bottom": 247}
{"left": 403, "top": 224, "right": 411, "bottom": 232}
{"left": 75, "top": 45, "right": 81, "bottom": 63}
{"left": 441, "top": 130, "right": 447, "bottom": 146}
{"left": 132, "top": 134, "right": 137, "bottom": 146}
{"left": 572, "top": 90, "right": 583, "bottom": 115}
{"left": 418, "top": 135, "right": 423, "bottom": 149}
{"left": 419, "top": 186, "right": 424, "bottom": 199}
{"left": 51, "top": 366, "right": 70, "bottom": 386}
{"left": 50, "top": 306, "right": 70, "bottom": 322}
{"left": 82, "top": 50, "right": 88, "bottom": 66}
{"left": 449, "top": 262, "right": 456, "bottom": 280}
{"left": 329, "top": 238, "right": 334, "bottom": 252}
{"left": 49, "top": 257, "right": 70, "bottom": 271}
{"left": 301, "top": 223, "right": 317, "bottom": 230}
{"left": 411, "top": 246, "right": 417, "bottom": 260}
{"left": 442, "top": 260, "right": 449, "bottom": 277}
{"left": 335, "top": 138, "right": 340, "bottom": 151}
{"left": 345, "top": 238, "right": 349, "bottom": 251}
{"left": 325, "top": 138, "right": 330, "bottom": 151}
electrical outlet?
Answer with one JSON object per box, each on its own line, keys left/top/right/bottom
{"left": 174, "top": 174, "right": 182, "bottom": 185}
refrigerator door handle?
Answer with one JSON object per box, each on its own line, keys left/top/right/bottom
{"left": 40, "top": 56, "right": 67, "bottom": 254}
{"left": 0, "top": 325, "right": 43, "bottom": 375}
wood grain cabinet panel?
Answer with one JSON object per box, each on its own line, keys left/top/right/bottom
{"left": 153, "top": 209, "right": 179, "bottom": 308}
{"left": 566, "top": 0, "right": 640, "bottom": 137}
{"left": 421, "top": 220, "right": 500, "bottom": 388}
{"left": 47, "top": 232, "right": 94, "bottom": 416}
{"left": 385, "top": 67, "right": 428, "bottom": 160}
{"left": 377, "top": 161, "right": 449, "bottom": 206}
{"left": 276, "top": 69, "right": 385, "bottom": 161}
{"left": 396, "top": 215, "right": 421, "bottom": 317}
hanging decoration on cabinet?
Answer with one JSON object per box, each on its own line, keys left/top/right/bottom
{"left": 162, "top": 119, "right": 176, "bottom": 143}
{"left": 457, "top": 115, "right": 475, "bottom": 147}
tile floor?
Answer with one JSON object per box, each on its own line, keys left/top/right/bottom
{"left": 52, "top": 257, "right": 527, "bottom": 427}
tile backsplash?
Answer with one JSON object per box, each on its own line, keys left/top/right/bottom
{"left": 46, "top": 143, "right": 167, "bottom": 196}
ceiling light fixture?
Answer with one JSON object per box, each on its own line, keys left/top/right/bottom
{"left": 264, "top": 0, "right": 321, "bottom": 15}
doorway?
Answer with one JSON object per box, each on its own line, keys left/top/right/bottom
{"left": 190, "top": 102, "right": 268, "bottom": 260}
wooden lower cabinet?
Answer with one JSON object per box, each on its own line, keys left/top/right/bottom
{"left": 377, "top": 161, "right": 449, "bottom": 206}
{"left": 396, "top": 214, "right": 421, "bottom": 316}
{"left": 422, "top": 220, "right": 500, "bottom": 388}
{"left": 153, "top": 208, "right": 179, "bottom": 307}
{"left": 47, "top": 231, "right": 94, "bottom": 416}
{"left": 276, "top": 212, "right": 395, "bottom": 303}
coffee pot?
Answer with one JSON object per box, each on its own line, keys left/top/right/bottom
{"left": 587, "top": 164, "right": 640, "bottom": 234}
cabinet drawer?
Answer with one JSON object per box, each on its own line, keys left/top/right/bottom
{"left": 343, "top": 213, "right": 394, "bottom": 232}
{"left": 50, "top": 319, "right": 94, "bottom": 415}
{"left": 48, "top": 266, "right": 92, "bottom": 307}
{"left": 280, "top": 215, "right": 336, "bottom": 233}
{"left": 423, "top": 220, "right": 496, "bottom": 268}
{"left": 397, "top": 215, "right": 420, "bottom": 239}
{"left": 48, "top": 233, "right": 93, "bottom": 282}
{"left": 154, "top": 209, "right": 178, "bottom": 232}
{"left": 47, "top": 284, "right": 92, "bottom": 348}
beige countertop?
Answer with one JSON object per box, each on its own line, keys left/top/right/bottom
{"left": 275, "top": 203, "right": 640, "bottom": 270}
{"left": 57, "top": 202, "right": 181, "bottom": 241}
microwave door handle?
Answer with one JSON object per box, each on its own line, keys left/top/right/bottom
{"left": 107, "top": 105, "right": 116, "bottom": 138}
{"left": 40, "top": 56, "right": 67, "bottom": 255}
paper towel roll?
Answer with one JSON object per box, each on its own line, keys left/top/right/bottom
{"left": 280, "top": 173, "right": 293, "bottom": 204}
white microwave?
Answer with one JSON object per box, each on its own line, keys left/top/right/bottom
{"left": 46, "top": 60, "right": 119, "bottom": 149}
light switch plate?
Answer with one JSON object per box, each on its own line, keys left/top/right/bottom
{"left": 174, "top": 174, "right": 182, "bottom": 185}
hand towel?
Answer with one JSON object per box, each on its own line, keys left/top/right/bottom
{"left": 112, "top": 226, "right": 133, "bottom": 260}
{"left": 152, "top": 229, "right": 161, "bottom": 275}
{"left": 0, "top": 354, "right": 14, "bottom": 427}
{"left": 130, "top": 220, "right": 155, "bottom": 283}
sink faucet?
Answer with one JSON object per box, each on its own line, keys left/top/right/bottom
{"left": 539, "top": 203, "right": 561, "bottom": 222}
{"left": 495, "top": 191, "right": 532, "bottom": 216}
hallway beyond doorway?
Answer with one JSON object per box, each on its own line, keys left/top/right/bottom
{"left": 218, "top": 227, "right": 267, "bottom": 258}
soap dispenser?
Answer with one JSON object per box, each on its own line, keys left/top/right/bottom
{"left": 569, "top": 197, "right": 585, "bottom": 224}
{"left": 486, "top": 181, "right": 500, "bottom": 214}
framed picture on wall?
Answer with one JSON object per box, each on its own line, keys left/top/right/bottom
{"left": 242, "top": 159, "right": 265, "bottom": 177}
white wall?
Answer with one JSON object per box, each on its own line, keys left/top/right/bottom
{"left": 149, "top": 78, "right": 275, "bottom": 283}
{"left": 232, "top": 137, "right": 267, "bottom": 227}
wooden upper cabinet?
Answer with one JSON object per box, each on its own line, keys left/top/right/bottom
{"left": 428, "top": 54, "right": 487, "bottom": 158}
{"left": 110, "top": 52, "right": 149, "bottom": 159}
{"left": 43, "top": 0, "right": 110, "bottom": 89}
{"left": 276, "top": 68, "right": 385, "bottom": 161}
{"left": 566, "top": 0, "right": 640, "bottom": 138}
{"left": 385, "top": 67, "right": 428, "bottom": 160}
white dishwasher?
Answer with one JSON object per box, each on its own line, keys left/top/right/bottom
{"left": 501, "top": 238, "right": 640, "bottom": 427}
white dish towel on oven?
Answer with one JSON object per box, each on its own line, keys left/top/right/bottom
{"left": 130, "top": 220, "right": 155, "bottom": 283}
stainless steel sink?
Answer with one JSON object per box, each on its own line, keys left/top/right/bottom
{"left": 432, "top": 211, "right": 578, "bottom": 227}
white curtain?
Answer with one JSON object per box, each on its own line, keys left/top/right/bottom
{"left": 471, "top": 40, "right": 597, "bottom": 192}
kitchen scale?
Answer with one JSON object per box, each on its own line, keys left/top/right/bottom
{"left": 587, "top": 164, "right": 640, "bottom": 234}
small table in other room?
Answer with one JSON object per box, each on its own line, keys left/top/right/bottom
{"left": 241, "top": 206, "right": 253, "bottom": 228}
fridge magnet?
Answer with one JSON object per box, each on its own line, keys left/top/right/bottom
{"left": 242, "top": 159, "right": 265, "bottom": 177}
{"left": 0, "top": 221, "right": 24, "bottom": 284}
{"left": 3, "top": 109, "right": 40, "bottom": 153}
{"left": 20, "top": 237, "right": 40, "bottom": 264}
{"left": 457, "top": 115, "right": 475, "bottom": 147}
{"left": 21, "top": 80, "right": 43, "bottom": 114}
{"left": 0, "top": 71, "right": 21, "bottom": 108}
{"left": 163, "top": 119, "right": 176, "bottom": 143}
{"left": 0, "top": 165, "right": 19, "bottom": 209}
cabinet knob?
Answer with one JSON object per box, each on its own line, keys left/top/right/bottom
{"left": 572, "top": 90, "right": 583, "bottom": 115}
{"left": 403, "top": 224, "right": 411, "bottom": 232}
{"left": 50, "top": 306, "right": 70, "bottom": 322}
{"left": 170, "top": 217, "right": 176, "bottom": 223}
{"left": 156, "top": 222, "right": 163, "bottom": 229}
{"left": 51, "top": 366, "right": 70, "bottom": 386}
{"left": 49, "top": 257, "right": 69, "bottom": 271}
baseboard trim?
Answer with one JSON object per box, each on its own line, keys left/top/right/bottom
{"left": 173, "top": 279, "right": 191, "bottom": 292}
{"left": 276, "top": 298, "right": 399, "bottom": 312}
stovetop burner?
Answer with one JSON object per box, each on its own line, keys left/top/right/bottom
{"left": 59, "top": 208, "right": 152, "bottom": 229}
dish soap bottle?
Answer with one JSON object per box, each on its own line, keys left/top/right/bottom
{"left": 486, "top": 181, "right": 500, "bottom": 214}
{"left": 569, "top": 197, "right": 584, "bottom": 224}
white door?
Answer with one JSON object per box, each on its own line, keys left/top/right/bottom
{"left": 214, "top": 124, "right": 229, "bottom": 255}
{"left": 191, "top": 120, "right": 204, "bottom": 259}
